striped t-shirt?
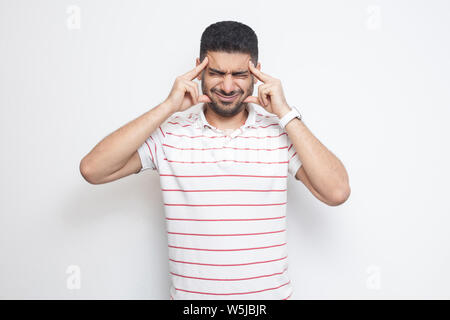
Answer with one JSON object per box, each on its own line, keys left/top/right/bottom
{"left": 137, "top": 102, "right": 302, "bottom": 300}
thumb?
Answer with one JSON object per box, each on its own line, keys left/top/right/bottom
{"left": 243, "top": 95, "right": 261, "bottom": 105}
{"left": 198, "top": 94, "right": 212, "bottom": 103}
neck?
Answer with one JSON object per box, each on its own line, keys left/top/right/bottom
{"left": 204, "top": 104, "right": 249, "bottom": 130}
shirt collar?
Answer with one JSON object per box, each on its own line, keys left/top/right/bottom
{"left": 195, "top": 103, "right": 257, "bottom": 130}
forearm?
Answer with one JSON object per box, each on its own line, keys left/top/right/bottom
{"left": 284, "top": 117, "right": 350, "bottom": 200}
{"left": 80, "top": 101, "right": 174, "bottom": 180}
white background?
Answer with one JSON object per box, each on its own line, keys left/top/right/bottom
{"left": 1, "top": 0, "right": 449, "bottom": 299}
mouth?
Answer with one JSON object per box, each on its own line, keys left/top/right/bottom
{"left": 214, "top": 92, "right": 240, "bottom": 103}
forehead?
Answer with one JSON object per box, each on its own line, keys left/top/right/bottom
{"left": 205, "top": 51, "right": 251, "bottom": 73}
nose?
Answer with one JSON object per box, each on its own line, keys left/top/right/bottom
{"left": 219, "top": 74, "right": 237, "bottom": 95}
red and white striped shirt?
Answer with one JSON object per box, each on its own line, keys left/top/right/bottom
{"left": 137, "top": 103, "right": 302, "bottom": 300}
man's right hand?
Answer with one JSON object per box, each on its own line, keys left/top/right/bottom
{"left": 80, "top": 57, "right": 212, "bottom": 185}
{"left": 164, "top": 57, "right": 211, "bottom": 113}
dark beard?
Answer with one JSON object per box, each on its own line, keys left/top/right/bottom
{"left": 206, "top": 99, "right": 246, "bottom": 117}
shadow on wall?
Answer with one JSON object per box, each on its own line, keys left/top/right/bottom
{"left": 287, "top": 175, "right": 340, "bottom": 246}
{"left": 60, "top": 171, "right": 169, "bottom": 299}
{"left": 286, "top": 176, "right": 358, "bottom": 299}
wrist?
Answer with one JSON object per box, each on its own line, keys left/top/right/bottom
{"left": 160, "top": 99, "right": 178, "bottom": 116}
{"left": 276, "top": 104, "right": 292, "bottom": 119}
{"left": 278, "top": 105, "right": 302, "bottom": 130}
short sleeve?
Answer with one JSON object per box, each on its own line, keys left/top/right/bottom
{"left": 287, "top": 135, "right": 302, "bottom": 179}
{"left": 136, "top": 125, "right": 166, "bottom": 173}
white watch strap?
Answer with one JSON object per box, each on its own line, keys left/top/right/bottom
{"left": 279, "top": 106, "right": 301, "bottom": 130}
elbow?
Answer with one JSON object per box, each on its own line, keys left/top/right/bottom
{"left": 328, "top": 185, "right": 351, "bottom": 206}
{"left": 79, "top": 158, "right": 100, "bottom": 185}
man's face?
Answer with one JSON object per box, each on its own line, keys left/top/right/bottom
{"left": 196, "top": 51, "right": 260, "bottom": 118}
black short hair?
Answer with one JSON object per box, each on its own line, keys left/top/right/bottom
{"left": 200, "top": 21, "right": 258, "bottom": 65}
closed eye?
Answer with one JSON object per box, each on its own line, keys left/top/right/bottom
{"left": 209, "top": 72, "right": 248, "bottom": 78}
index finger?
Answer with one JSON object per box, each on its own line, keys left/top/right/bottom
{"left": 248, "top": 60, "right": 271, "bottom": 83}
{"left": 182, "top": 56, "right": 209, "bottom": 80}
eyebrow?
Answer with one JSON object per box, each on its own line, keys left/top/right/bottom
{"left": 208, "top": 67, "right": 249, "bottom": 76}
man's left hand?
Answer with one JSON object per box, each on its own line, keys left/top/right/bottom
{"left": 243, "top": 61, "right": 291, "bottom": 118}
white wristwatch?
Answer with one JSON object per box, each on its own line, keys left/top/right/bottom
{"left": 279, "top": 105, "right": 302, "bottom": 130}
